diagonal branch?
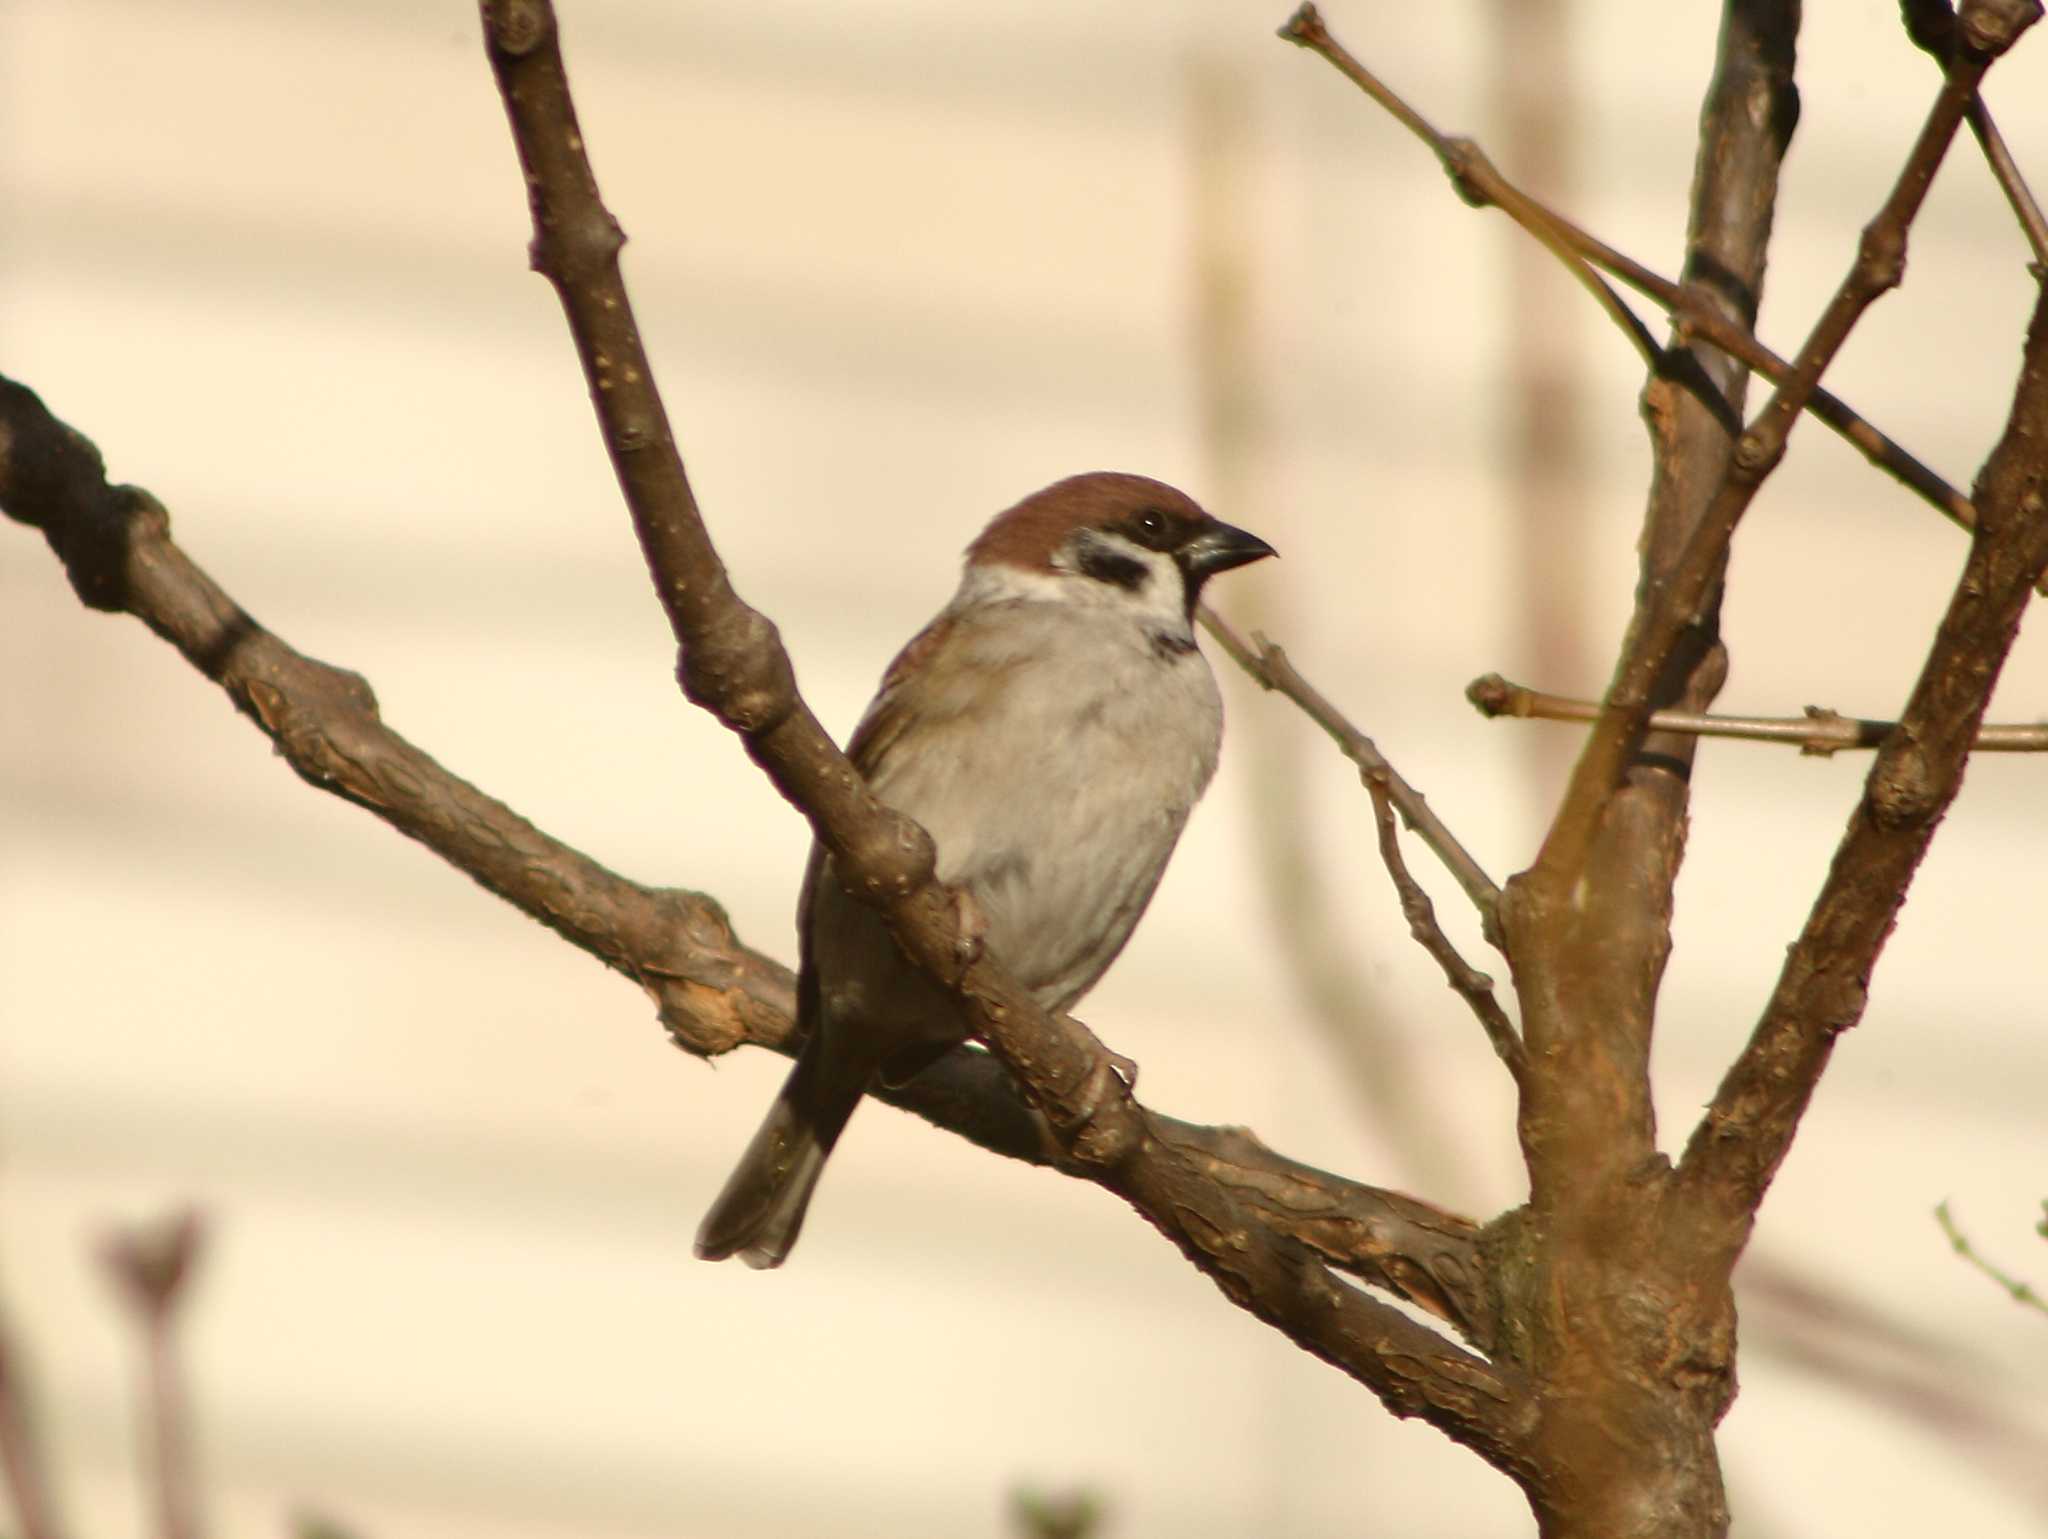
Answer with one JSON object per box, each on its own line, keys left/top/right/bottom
{"left": 1467, "top": 672, "right": 2048, "bottom": 754}
{"left": 1904, "top": 0, "right": 2048, "bottom": 268}
{"left": 1279, "top": 1, "right": 2009, "bottom": 567}
{"left": 473, "top": 0, "right": 1527, "bottom": 1447}
{"left": 1964, "top": 94, "right": 2048, "bottom": 270}
{"left": 1198, "top": 606, "right": 1503, "bottom": 939}
{"left": 0, "top": 371, "right": 1495, "bottom": 1353}
{"left": 1532, "top": 0, "right": 2038, "bottom": 890}
{"left": 471, "top": 1, "right": 1533, "bottom": 1452}
{"left": 0, "top": 1311, "right": 66, "bottom": 1539}
{"left": 1673, "top": 280, "right": 2048, "bottom": 1265}
{"left": 100, "top": 1212, "right": 205, "bottom": 1539}
{"left": 1362, "top": 775, "right": 1526, "bottom": 1083}
{"left": 472, "top": 2, "right": 1523, "bottom": 1441}
{"left": 1935, "top": 1201, "right": 2048, "bottom": 1316}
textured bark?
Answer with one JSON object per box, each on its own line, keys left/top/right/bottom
{"left": 6, "top": 3, "right": 2047, "bottom": 1534}
{"left": 1503, "top": 8, "right": 1802, "bottom": 1526}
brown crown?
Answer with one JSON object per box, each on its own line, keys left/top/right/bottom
{"left": 966, "top": 472, "right": 1208, "bottom": 572}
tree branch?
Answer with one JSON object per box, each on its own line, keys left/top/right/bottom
{"left": 0, "top": 365, "right": 1497, "bottom": 1355}
{"left": 1904, "top": 0, "right": 2048, "bottom": 269}
{"left": 1935, "top": 1201, "right": 2048, "bottom": 1316}
{"left": 474, "top": 0, "right": 1531, "bottom": 1453}
{"left": 1965, "top": 94, "right": 2048, "bottom": 270}
{"left": 1467, "top": 671, "right": 2048, "bottom": 754}
{"left": 1278, "top": 1, "right": 2011, "bottom": 570}
{"left": 0, "top": 0, "right": 1556, "bottom": 1459}
{"left": 471, "top": 1, "right": 1530, "bottom": 1446}
{"left": 0, "top": 1312, "right": 66, "bottom": 1539}
{"left": 1674, "top": 279, "right": 2048, "bottom": 1264}
{"left": 1362, "top": 775, "right": 1527, "bottom": 1083}
{"left": 1198, "top": 606, "right": 1504, "bottom": 941}
{"left": 100, "top": 1212, "right": 205, "bottom": 1539}
{"left": 1535, "top": 0, "right": 2036, "bottom": 889}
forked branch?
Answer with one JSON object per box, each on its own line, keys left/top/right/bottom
{"left": 1198, "top": 605, "right": 1503, "bottom": 938}
{"left": 1362, "top": 775, "right": 1527, "bottom": 1082}
{"left": 470, "top": 0, "right": 1530, "bottom": 1455}
{"left": 1533, "top": 0, "right": 2038, "bottom": 886}
{"left": 1280, "top": 1, "right": 2037, "bottom": 578}
{"left": 470, "top": 0, "right": 1529, "bottom": 1449}
{"left": 0, "top": 365, "right": 1498, "bottom": 1373}
{"left": 1674, "top": 282, "right": 2048, "bottom": 1262}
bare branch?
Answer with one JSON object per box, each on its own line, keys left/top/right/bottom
{"left": 101, "top": 1212, "right": 205, "bottom": 1539}
{"left": 1904, "top": 0, "right": 2048, "bottom": 267}
{"left": 1935, "top": 1201, "right": 2048, "bottom": 1317}
{"left": 1278, "top": 5, "right": 1662, "bottom": 374}
{"left": 1198, "top": 606, "right": 1503, "bottom": 939}
{"left": 0, "top": 367, "right": 1497, "bottom": 1355}
{"left": 2, "top": 0, "right": 1538, "bottom": 1454}
{"left": 1467, "top": 671, "right": 2048, "bottom": 754}
{"left": 0, "top": 1313, "right": 67, "bottom": 1539}
{"left": 1185, "top": 61, "right": 1482, "bottom": 1193}
{"left": 474, "top": 0, "right": 1529, "bottom": 1450}
{"left": 1363, "top": 775, "right": 1527, "bottom": 1084}
{"left": 1675, "top": 281, "right": 2048, "bottom": 1262}
{"left": 1966, "top": 96, "right": 2048, "bottom": 270}
{"left": 472, "top": 2, "right": 1530, "bottom": 1445}
{"left": 1278, "top": 1, "right": 2008, "bottom": 567}
{"left": 0, "top": 375, "right": 796, "bottom": 1063}
{"left": 1534, "top": 0, "right": 2035, "bottom": 889}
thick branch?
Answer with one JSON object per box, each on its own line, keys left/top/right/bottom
{"left": 1536, "top": 1, "right": 2035, "bottom": 887}
{"left": 0, "top": 370, "right": 1493, "bottom": 1354}
{"left": 473, "top": 2, "right": 1524, "bottom": 1446}
{"left": 1467, "top": 672, "right": 2048, "bottom": 754}
{"left": 1674, "top": 281, "right": 2048, "bottom": 1264}
{"left": 475, "top": 1, "right": 1526, "bottom": 1450}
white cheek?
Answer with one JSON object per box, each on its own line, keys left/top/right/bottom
{"left": 958, "top": 545, "right": 1193, "bottom": 640}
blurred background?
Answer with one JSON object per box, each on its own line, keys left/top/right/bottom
{"left": 4, "top": 1, "right": 2047, "bottom": 1535}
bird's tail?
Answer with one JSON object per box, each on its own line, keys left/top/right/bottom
{"left": 694, "top": 1040, "right": 865, "bottom": 1269}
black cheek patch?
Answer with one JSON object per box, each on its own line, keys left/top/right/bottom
{"left": 1075, "top": 539, "right": 1150, "bottom": 593}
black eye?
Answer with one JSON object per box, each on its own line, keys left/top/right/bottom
{"left": 1136, "top": 508, "right": 1168, "bottom": 541}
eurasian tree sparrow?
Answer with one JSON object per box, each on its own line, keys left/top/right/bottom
{"left": 695, "top": 472, "right": 1273, "bottom": 1267}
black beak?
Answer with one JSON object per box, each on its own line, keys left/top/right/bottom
{"left": 1181, "top": 519, "right": 1277, "bottom": 585}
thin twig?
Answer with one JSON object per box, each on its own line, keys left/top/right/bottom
{"left": 1467, "top": 672, "right": 2048, "bottom": 754}
{"left": 0, "top": 1313, "right": 67, "bottom": 1539}
{"left": 1968, "top": 97, "right": 2048, "bottom": 269}
{"left": 1936, "top": 1201, "right": 2048, "bottom": 1316}
{"left": 101, "top": 1212, "right": 204, "bottom": 1539}
{"left": 1186, "top": 60, "right": 1478, "bottom": 1191}
{"left": 1904, "top": 0, "right": 2048, "bottom": 268}
{"left": 1279, "top": 1, "right": 2025, "bottom": 578}
{"left": 1531, "top": 0, "right": 2035, "bottom": 886}
{"left": 1364, "top": 774, "right": 1528, "bottom": 1084}
{"left": 1198, "top": 605, "right": 1504, "bottom": 944}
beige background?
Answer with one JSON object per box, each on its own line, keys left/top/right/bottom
{"left": 4, "top": 2, "right": 2046, "bottom": 1536}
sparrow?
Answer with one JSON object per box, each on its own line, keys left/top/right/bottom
{"left": 695, "top": 471, "right": 1274, "bottom": 1267}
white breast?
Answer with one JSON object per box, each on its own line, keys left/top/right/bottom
{"left": 863, "top": 590, "right": 1223, "bottom": 1012}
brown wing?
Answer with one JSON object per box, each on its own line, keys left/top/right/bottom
{"left": 791, "top": 839, "right": 828, "bottom": 1036}
{"left": 794, "top": 611, "right": 959, "bottom": 1031}
{"left": 842, "top": 611, "right": 958, "bottom": 778}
